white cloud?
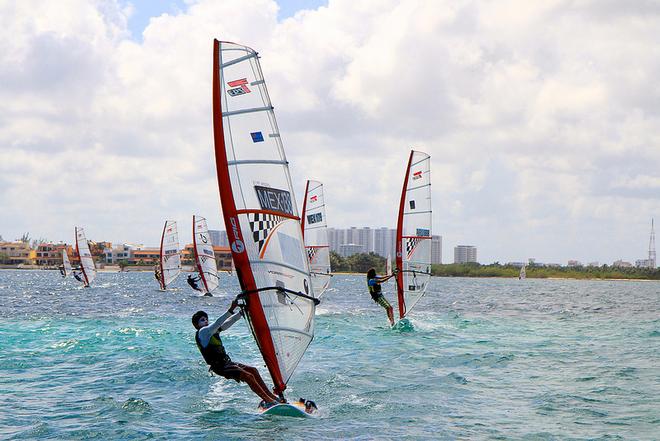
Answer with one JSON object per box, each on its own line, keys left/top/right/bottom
{"left": 0, "top": 0, "right": 658, "bottom": 264}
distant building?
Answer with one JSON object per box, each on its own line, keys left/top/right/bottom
{"left": 431, "top": 235, "right": 442, "bottom": 264}
{"left": 0, "top": 242, "right": 35, "bottom": 265}
{"left": 35, "top": 243, "right": 72, "bottom": 266}
{"left": 104, "top": 243, "right": 143, "bottom": 264}
{"left": 209, "top": 230, "right": 228, "bottom": 247}
{"left": 507, "top": 261, "right": 526, "bottom": 268}
{"left": 567, "top": 260, "right": 582, "bottom": 267}
{"left": 454, "top": 245, "right": 477, "bottom": 264}
{"left": 339, "top": 243, "right": 363, "bottom": 257}
{"left": 587, "top": 262, "right": 599, "bottom": 267}
{"left": 612, "top": 260, "right": 633, "bottom": 268}
{"left": 635, "top": 259, "right": 653, "bottom": 268}
{"left": 373, "top": 227, "right": 396, "bottom": 258}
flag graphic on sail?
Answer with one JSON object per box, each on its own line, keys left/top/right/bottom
{"left": 301, "top": 180, "right": 332, "bottom": 297}
{"left": 193, "top": 215, "right": 219, "bottom": 294}
{"left": 62, "top": 249, "right": 72, "bottom": 277}
{"left": 159, "top": 220, "right": 181, "bottom": 290}
{"left": 212, "top": 40, "right": 318, "bottom": 395}
{"left": 395, "top": 150, "right": 432, "bottom": 320}
{"left": 75, "top": 227, "right": 96, "bottom": 287}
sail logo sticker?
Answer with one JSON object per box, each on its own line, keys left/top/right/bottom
{"left": 412, "top": 170, "right": 423, "bottom": 180}
{"left": 307, "top": 213, "right": 322, "bottom": 225}
{"left": 227, "top": 78, "right": 251, "bottom": 96}
{"left": 310, "top": 195, "right": 318, "bottom": 203}
{"left": 229, "top": 217, "right": 245, "bottom": 254}
{"left": 254, "top": 186, "right": 294, "bottom": 216}
{"left": 250, "top": 132, "right": 264, "bottom": 142}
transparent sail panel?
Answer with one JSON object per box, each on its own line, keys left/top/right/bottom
{"left": 400, "top": 151, "right": 431, "bottom": 317}
{"left": 194, "top": 215, "right": 219, "bottom": 293}
{"left": 303, "top": 180, "right": 332, "bottom": 297}
{"left": 217, "top": 41, "right": 315, "bottom": 386}
{"left": 76, "top": 227, "right": 97, "bottom": 285}
{"left": 161, "top": 220, "right": 181, "bottom": 288}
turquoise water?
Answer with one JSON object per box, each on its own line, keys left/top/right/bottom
{"left": 1, "top": 270, "right": 658, "bottom": 440}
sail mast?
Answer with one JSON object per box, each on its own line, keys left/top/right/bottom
{"left": 301, "top": 180, "right": 310, "bottom": 238}
{"left": 395, "top": 151, "right": 414, "bottom": 319}
{"left": 158, "top": 221, "right": 167, "bottom": 290}
{"left": 212, "top": 39, "right": 285, "bottom": 393}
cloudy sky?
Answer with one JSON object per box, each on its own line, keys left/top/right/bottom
{"left": 1, "top": 0, "right": 658, "bottom": 264}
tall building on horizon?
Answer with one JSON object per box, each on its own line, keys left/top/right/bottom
{"left": 431, "top": 235, "right": 442, "bottom": 264}
{"left": 649, "top": 218, "right": 656, "bottom": 269}
{"left": 454, "top": 245, "right": 477, "bottom": 264}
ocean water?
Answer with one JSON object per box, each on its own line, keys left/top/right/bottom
{"left": 0, "top": 270, "right": 658, "bottom": 440}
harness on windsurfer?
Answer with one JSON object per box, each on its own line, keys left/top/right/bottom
{"left": 192, "top": 303, "right": 280, "bottom": 406}
{"left": 187, "top": 274, "right": 203, "bottom": 292}
{"left": 367, "top": 268, "right": 396, "bottom": 326}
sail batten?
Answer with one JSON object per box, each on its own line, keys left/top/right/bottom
{"left": 395, "top": 150, "right": 432, "bottom": 320}
{"left": 213, "top": 39, "right": 315, "bottom": 395}
{"left": 301, "top": 180, "right": 332, "bottom": 297}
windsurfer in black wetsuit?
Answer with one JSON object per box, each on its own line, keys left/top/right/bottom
{"left": 58, "top": 265, "right": 66, "bottom": 277}
{"left": 187, "top": 274, "right": 203, "bottom": 292}
{"left": 154, "top": 264, "right": 161, "bottom": 282}
{"left": 192, "top": 303, "right": 280, "bottom": 406}
{"left": 366, "top": 268, "right": 396, "bottom": 326}
{"left": 73, "top": 269, "right": 83, "bottom": 282}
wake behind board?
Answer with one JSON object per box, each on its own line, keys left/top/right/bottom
{"left": 392, "top": 317, "right": 414, "bottom": 331}
{"left": 259, "top": 401, "right": 317, "bottom": 418}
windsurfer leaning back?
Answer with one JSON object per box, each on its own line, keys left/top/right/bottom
{"left": 366, "top": 268, "right": 396, "bottom": 326}
{"left": 192, "top": 302, "right": 281, "bottom": 406}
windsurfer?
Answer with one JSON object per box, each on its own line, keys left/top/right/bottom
{"left": 366, "top": 268, "right": 396, "bottom": 326}
{"left": 192, "top": 303, "right": 280, "bottom": 405}
{"left": 58, "top": 265, "right": 66, "bottom": 277}
{"left": 187, "top": 274, "right": 202, "bottom": 292}
{"left": 73, "top": 269, "right": 83, "bottom": 282}
{"left": 154, "top": 265, "right": 161, "bottom": 282}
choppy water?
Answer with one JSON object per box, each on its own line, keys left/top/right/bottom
{"left": 1, "top": 270, "right": 658, "bottom": 440}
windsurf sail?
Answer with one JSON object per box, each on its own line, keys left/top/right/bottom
{"left": 519, "top": 265, "right": 526, "bottom": 279}
{"left": 301, "top": 180, "right": 332, "bottom": 297}
{"left": 75, "top": 227, "right": 96, "bottom": 287}
{"left": 159, "top": 220, "right": 181, "bottom": 290}
{"left": 212, "top": 39, "right": 318, "bottom": 396}
{"left": 62, "top": 249, "right": 72, "bottom": 277}
{"left": 395, "top": 150, "right": 432, "bottom": 320}
{"left": 193, "top": 215, "right": 219, "bottom": 294}
{"left": 386, "top": 254, "right": 392, "bottom": 276}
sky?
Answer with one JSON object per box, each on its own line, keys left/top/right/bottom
{"left": 0, "top": 0, "right": 658, "bottom": 265}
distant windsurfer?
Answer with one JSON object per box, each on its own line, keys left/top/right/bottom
{"left": 154, "top": 265, "right": 161, "bottom": 283}
{"left": 187, "top": 274, "right": 203, "bottom": 292}
{"left": 366, "top": 268, "right": 396, "bottom": 326}
{"left": 58, "top": 265, "right": 66, "bottom": 277}
{"left": 192, "top": 303, "right": 280, "bottom": 406}
{"left": 73, "top": 269, "right": 83, "bottom": 282}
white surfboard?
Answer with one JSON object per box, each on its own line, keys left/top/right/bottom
{"left": 259, "top": 400, "right": 317, "bottom": 418}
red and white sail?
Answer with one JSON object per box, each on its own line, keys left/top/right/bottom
{"left": 212, "top": 40, "right": 317, "bottom": 396}
{"left": 159, "top": 220, "right": 181, "bottom": 289}
{"left": 62, "top": 249, "right": 72, "bottom": 277}
{"left": 193, "top": 215, "right": 219, "bottom": 294}
{"left": 301, "top": 180, "right": 332, "bottom": 297}
{"left": 395, "top": 150, "right": 432, "bottom": 320}
{"left": 75, "top": 227, "right": 96, "bottom": 287}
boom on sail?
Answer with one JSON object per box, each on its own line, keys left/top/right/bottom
{"left": 212, "top": 39, "right": 318, "bottom": 396}
{"left": 394, "top": 150, "right": 432, "bottom": 320}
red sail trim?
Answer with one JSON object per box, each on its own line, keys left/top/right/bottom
{"left": 235, "top": 208, "right": 299, "bottom": 221}
{"left": 395, "top": 150, "right": 415, "bottom": 320}
{"left": 75, "top": 227, "right": 90, "bottom": 287}
{"left": 258, "top": 221, "right": 288, "bottom": 259}
{"left": 192, "top": 215, "right": 211, "bottom": 294}
{"left": 401, "top": 235, "right": 432, "bottom": 239}
{"left": 158, "top": 221, "right": 167, "bottom": 290}
{"left": 300, "top": 180, "right": 310, "bottom": 239}
{"left": 212, "top": 39, "right": 285, "bottom": 394}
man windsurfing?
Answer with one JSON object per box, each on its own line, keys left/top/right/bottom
{"left": 192, "top": 302, "right": 280, "bottom": 407}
